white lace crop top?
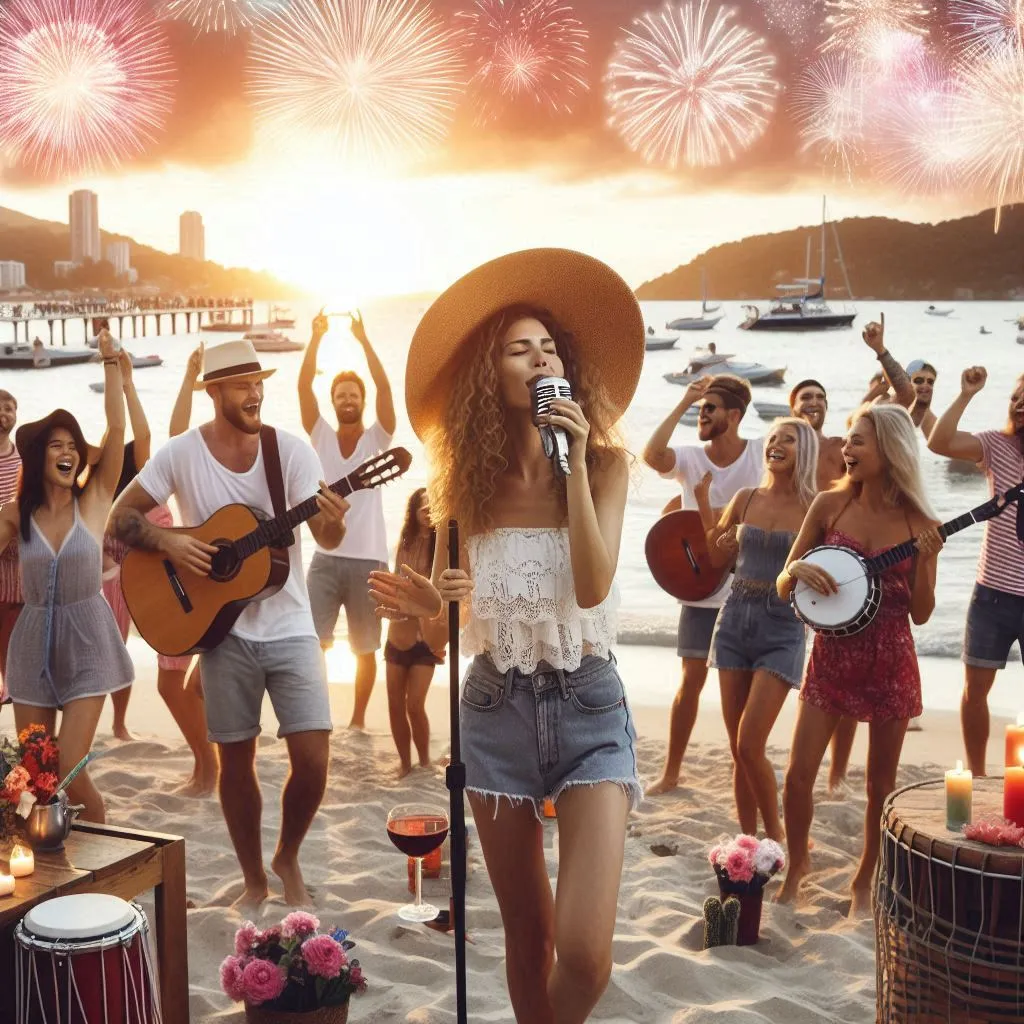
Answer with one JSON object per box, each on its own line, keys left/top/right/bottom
{"left": 463, "top": 528, "right": 619, "bottom": 674}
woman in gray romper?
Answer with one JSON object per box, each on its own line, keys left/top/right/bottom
{"left": 0, "top": 331, "right": 132, "bottom": 823}
{"left": 696, "top": 417, "right": 818, "bottom": 841}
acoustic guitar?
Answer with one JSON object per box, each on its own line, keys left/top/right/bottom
{"left": 645, "top": 497, "right": 732, "bottom": 603}
{"left": 121, "top": 447, "right": 411, "bottom": 656}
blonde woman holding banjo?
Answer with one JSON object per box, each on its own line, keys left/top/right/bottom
{"left": 775, "top": 403, "right": 943, "bottom": 916}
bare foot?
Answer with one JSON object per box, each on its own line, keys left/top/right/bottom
{"left": 396, "top": 762, "right": 412, "bottom": 780}
{"left": 231, "top": 879, "right": 270, "bottom": 914}
{"left": 113, "top": 724, "right": 134, "bottom": 742}
{"left": 418, "top": 758, "right": 432, "bottom": 770}
{"left": 272, "top": 853, "right": 312, "bottom": 907}
{"left": 827, "top": 778, "right": 850, "bottom": 799}
{"left": 175, "top": 772, "right": 217, "bottom": 798}
{"left": 774, "top": 861, "right": 809, "bottom": 904}
{"left": 847, "top": 885, "right": 872, "bottom": 919}
{"left": 645, "top": 774, "right": 679, "bottom": 796}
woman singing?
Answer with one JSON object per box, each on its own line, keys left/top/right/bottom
{"left": 370, "top": 249, "right": 643, "bottom": 1024}
{"left": 384, "top": 487, "right": 445, "bottom": 777}
{"left": 697, "top": 417, "right": 818, "bottom": 841}
{"left": 775, "top": 404, "right": 942, "bottom": 915}
{"left": 0, "top": 331, "right": 132, "bottom": 822}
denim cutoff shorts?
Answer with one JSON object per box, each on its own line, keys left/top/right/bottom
{"left": 963, "top": 583, "right": 1024, "bottom": 669}
{"left": 709, "top": 592, "right": 807, "bottom": 688}
{"left": 460, "top": 652, "right": 641, "bottom": 817}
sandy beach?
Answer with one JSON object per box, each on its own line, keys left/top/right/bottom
{"left": 12, "top": 640, "right": 1011, "bottom": 1023}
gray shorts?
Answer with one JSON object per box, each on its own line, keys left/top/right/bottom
{"left": 199, "top": 634, "right": 332, "bottom": 744}
{"left": 306, "top": 553, "right": 386, "bottom": 653}
{"left": 677, "top": 605, "right": 720, "bottom": 660}
{"left": 709, "top": 594, "right": 807, "bottom": 688}
{"left": 460, "top": 653, "right": 641, "bottom": 817}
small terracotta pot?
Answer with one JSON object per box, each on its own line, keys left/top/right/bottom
{"left": 717, "top": 879, "right": 765, "bottom": 946}
{"left": 245, "top": 1001, "right": 349, "bottom": 1024}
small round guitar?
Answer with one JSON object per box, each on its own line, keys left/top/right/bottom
{"left": 792, "top": 483, "right": 1024, "bottom": 638}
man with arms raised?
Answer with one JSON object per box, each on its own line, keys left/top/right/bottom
{"left": 110, "top": 340, "right": 349, "bottom": 908}
{"left": 643, "top": 374, "right": 763, "bottom": 794}
{"left": 299, "top": 311, "right": 396, "bottom": 729}
{"left": 928, "top": 367, "right": 1024, "bottom": 776}
{"left": 0, "top": 390, "right": 20, "bottom": 699}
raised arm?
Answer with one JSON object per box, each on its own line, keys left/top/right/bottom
{"left": 862, "top": 313, "right": 915, "bottom": 409}
{"left": 700, "top": 484, "right": 746, "bottom": 569}
{"left": 927, "top": 367, "right": 986, "bottom": 463}
{"left": 119, "top": 349, "right": 151, "bottom": 468}
{"left": 642, "top": 378, "right": 711, "bottom": 473}
{"left": 169, "top": 344, "right": 203, "bottom": 438}
{"left": 87, "top": 331, "right": 126, "bottom": 503}
{"left": 351, "top": 311, "right": 396, "bottom": 436}
{"left": 298, "top": 312, "right": 327, "bottom": 436}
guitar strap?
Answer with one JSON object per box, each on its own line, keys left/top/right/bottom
{"left": 260, "top": 425, "right": 295, "bottom": 548}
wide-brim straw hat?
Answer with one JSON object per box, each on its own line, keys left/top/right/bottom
{"left": 405, "top": 248, "right": 645, "bottom": 440}
{"left": 194, "top": 339, "right": 276, "bottom": 391}
{"left": 16, "top": 408, "right": 89, "bottom": 465}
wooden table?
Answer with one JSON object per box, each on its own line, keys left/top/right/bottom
{"left": 0, "top": 822, "right": 188, "bottom": 1024}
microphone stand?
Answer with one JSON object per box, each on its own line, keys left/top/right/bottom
{"left": 445, "top": 518, "right": 469, "bottom": 1024}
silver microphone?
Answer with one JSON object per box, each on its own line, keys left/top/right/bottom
{"left": 530, "top": 376, "right": 573, "bottom": 476}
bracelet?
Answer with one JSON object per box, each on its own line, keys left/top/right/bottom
{"left": 103, "top": 358, "right": 119, "bottom": 365}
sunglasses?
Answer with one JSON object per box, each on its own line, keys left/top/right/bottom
{"left": 911, "top": 375, "right": 936, "bottom": 386}
{"left": 699, "top": 401, "right": 720, "bottom": 415}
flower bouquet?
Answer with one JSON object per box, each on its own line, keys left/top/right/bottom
{"left": 0, "top": 725, "right": 60, "bottom": 841}
{"left": 221, "top": 912, "right": 367, "bottom": 1023}
{"left": 706, "top": 835, "right": 785, "bottom": 946}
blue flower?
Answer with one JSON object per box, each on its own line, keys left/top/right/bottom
{"left": 329, "top": 928, "right": 349, "bottom": 943}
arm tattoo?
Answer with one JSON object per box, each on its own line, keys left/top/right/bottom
{"left": 110, "top": 507, "right": 162, "bottom": 551}
{"left": 877, "top": 349, "right": 910, "bottom": 395}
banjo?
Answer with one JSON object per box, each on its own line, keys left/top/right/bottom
{"left": 793, "top": 482, "right": 1024, "bottom": 637}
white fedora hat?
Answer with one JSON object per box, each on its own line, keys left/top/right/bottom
{"left": 194, "top": 339, "right": 276, "bottom": 391}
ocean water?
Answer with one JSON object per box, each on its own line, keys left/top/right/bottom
{"left": 6, "top": 297, "right": 1023, "bottom": 663}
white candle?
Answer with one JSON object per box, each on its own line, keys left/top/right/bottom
{"left": 9, "top": 844, "right": 34, "bottom": 878}
{"left": 0, "top": 873, "right": 14, "bottom": 896}
{"left": 945, "top": 760, "right": 973, "bottom": 830}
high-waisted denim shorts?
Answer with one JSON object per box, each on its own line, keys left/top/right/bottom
{"left": 460, "top": 652, "right": 641, "bottom": 817}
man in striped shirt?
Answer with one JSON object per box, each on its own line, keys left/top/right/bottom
{"left": 929, "top": 367, "right": 1024, "bottom": 775}
{"left": 0, "top": 389, "right": 21, "bottom": 691}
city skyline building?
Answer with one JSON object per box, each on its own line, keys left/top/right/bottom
{"left": 0, "top": 261, "right": 27, "bottom": 290}
{"left": 106, "top": 240, "right": 131, "bottom": 277}
{"left": 69, "top": 189, "right": 101, "bottom": 264}
{"left": 179, "top": 211, "right": 204, "bottom": 262}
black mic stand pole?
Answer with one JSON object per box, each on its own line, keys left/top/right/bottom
{"left": 445, "top": 518, "right": 469, "bottom": 1024}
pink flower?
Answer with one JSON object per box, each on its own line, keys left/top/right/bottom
{"left": 219, "top": 956, "right": 247, "bottom": 1002}
{"left": 235, "top": 922, "right": 258, "bottom": 956}
{"left": 725, "top": 849, "right": 754, "bottom": 883}
{"left": 241, "top": 959, "right": 286, "bottom": 1006}
{"left": 256, "top": 926, "right": 282, "bottom": 946}
{"left": 302, "top": 934, "right": 344, "bottom": 978}
{"left": 708, "top": 845, "right": 721, "bottom": 866}
{"left": 281, "top": 911, "right": 320, "bottom": 939}
{"left": 2, "top": 765, "right": 30, "bottom": 801}
{"left": 349, "top": 965, "right": 365, "bottom": 990}
{"left": 735, "top": 835, "right": 760, "bottom": 852}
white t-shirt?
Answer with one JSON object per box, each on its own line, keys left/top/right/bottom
{"left": 136, "top": 427, "right": 322, "bottom": 642}
{"left": 309, "top": 416, "right": 391, "bottom": 563}
{"left": 660, "top": 438, "right": 764, "bottom": 608}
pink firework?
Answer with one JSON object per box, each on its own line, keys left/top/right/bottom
{"left": 821, "top": 0, "right": 932, "bottom": 56}
{"left": 458, "top": 0, "right": 589, "bottom": 121}
{"left": 791, "top": 54, "right": 866, "bottom": 178}
{"left": 951, "top": 0, "right": 1024, "bottom": 57}
{"left": 0, "top": 0, "right": 174, "bottom": 174}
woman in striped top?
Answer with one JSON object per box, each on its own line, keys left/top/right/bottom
{"left": 928, "top": 366, "right": 1024, "bottom": 776}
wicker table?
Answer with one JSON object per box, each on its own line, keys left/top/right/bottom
{"left": 876, "top": 778, "right": 1024, "bottom": 1023}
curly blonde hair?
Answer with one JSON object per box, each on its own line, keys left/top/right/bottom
{"left": 425, "top": 305, "right": 626, "bottom": 535}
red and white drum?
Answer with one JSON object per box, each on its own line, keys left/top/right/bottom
{"left": 14, "top": 893, "right": 160, "bottom": 1024}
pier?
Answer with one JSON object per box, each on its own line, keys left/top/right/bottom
{"left": 0, "top": 300, "right": 255, "bottom": 347}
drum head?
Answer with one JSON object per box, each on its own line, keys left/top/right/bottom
{"left": 25, "top": 893, "right": 136, "bottom": 940}
{"left": 794, "top": 546, "right": 871, "bottom": 628}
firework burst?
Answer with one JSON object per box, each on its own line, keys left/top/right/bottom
{"left": 753, "top": 0, "right": 823, "bottom": 48}
{"left": 160, "top": 0, "right": 280, "bottom": 35}
{"left": 0, "top": 0, "right": 174, "bottom": 174}
{"left": 791, "top": 54, "right": 865, "bottom": 178}
{"left": 821, "top": 0, "right": 932, "bottom": 56}
{"left": 248, "top": 0, "right": 463, "bottom": 162}
{"left": 458, "top": 0, "right": 589, "bottom": 122}
{"left": 950, "top": 0, "right": 1024, "bottom": 57}
{"left": 604, "top": 0, "right": 778, "bottom": 170}
{"left": 954, "top": 43, "right": 1024, "bottom": 229}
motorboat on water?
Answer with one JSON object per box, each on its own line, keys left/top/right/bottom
{"left": 688, "top": 346, "right": 732, "bottom": 370}
{"left": 269, "top": 305, "right": 296, "bottom": 329}
{"left": 645, "top": 336, "right": 678, "bottom": 351}
{"left": 243, "top": 329, "right": 303, "bottom": 352}
{"left": 925, "top": 305, "right": 954, "bottom": 317}
{"left": 0, "top": 343, "right": 94, "bottom": 368}
{"left": 665, "top": 360, "right": 786, "bottom": 387}
{"left": 753, "top": 401, "right": 790, "bottom": 420}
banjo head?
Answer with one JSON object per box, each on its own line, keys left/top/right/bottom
{"left": 793, "top": 545, "right": 873, "bottom": 631}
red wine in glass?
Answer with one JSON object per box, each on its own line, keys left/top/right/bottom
{"left": 387, "top": 815, "right": 449, "bottom": 858}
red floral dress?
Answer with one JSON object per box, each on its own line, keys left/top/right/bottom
{"left": 801, "top": 530, "right": 922, "bottom": 723}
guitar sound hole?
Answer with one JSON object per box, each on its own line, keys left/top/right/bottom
{"left": 210, "top": 541, "right": 242, "bottom": 583}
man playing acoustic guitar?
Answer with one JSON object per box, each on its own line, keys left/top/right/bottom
{"left": 109, "top": 339, "right": 350, "bottom": 909}
{"left": 643, "top": 374, "right": 762, "bottom": 795}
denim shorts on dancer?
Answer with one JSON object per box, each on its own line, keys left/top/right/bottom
{"left": 199, "top": 634, "right": 333, "bottom": 744}
{"left": 460, "top": 653, "right": 641, "bottom": 817}
{"left": 677, "top": 605, "right": 720, "bottom": 660}
{"left": 963, "top": 583, "right": 1024, "bottom": 670}
{"left": 709, "top": 593, "right": 807, "bottom": 689}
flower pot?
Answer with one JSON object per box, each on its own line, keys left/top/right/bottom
{"left": 245, "top": 1002, "right": 349, "bottom": 1024}
{"left": 717, "top": 879, "right": 764, "bottom": 946}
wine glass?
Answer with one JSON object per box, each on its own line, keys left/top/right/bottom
{"left": 387, "top": 803, "right": 450, "bottom": 922}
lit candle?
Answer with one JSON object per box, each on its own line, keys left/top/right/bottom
{"left": 0, "top": 873, "right": 14, "bottom": 897}
{"left": 1004, "top": 765, "right": 1024, "bottom": 827}
{"left": 1005, "top": 713, "right": 1024, "bottom": 767}
{"left": 945, "top": 760, "right": 973, "bottom": 830}
{"left": 9, "top": 844, "right": 33, "bottom": 878}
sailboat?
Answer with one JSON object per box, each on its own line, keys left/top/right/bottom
{"left": 666, "top": 268, "right": 724, "bottom": 331}
{"left": 740, "top": 198, "right": 857, "bottom": 332}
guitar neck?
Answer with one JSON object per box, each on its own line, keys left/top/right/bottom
{"left": 234, "top": 476, "right": 356, "bottom": 558}
{"left": 866, "top": 509, "right": 981, "bottom": 572}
